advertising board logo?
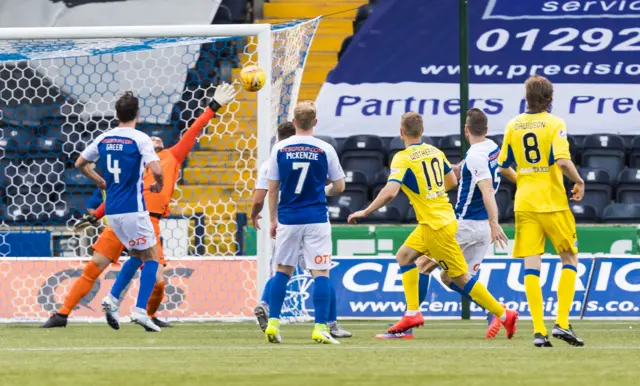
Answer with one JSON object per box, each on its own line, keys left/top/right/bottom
{"left": 482, "top": 0, "right": 640, "bottom": 20}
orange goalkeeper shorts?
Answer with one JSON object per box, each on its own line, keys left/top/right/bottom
{"left": 92, "top": 215, "right": 166, "bottom": 265}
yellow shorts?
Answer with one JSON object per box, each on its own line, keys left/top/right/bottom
{"left": 403, "top": 221, "right": 468, "bottom": 278}
{"left": 513, "top": 210, "right": 578, "bottom": 258}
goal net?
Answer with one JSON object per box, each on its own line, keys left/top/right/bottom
{"left": 0, "top": 20, "right": 319, "bottom": 322}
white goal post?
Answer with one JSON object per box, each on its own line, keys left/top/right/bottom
{"left": 0, "top": 20, "right": 320, "bottom": 322}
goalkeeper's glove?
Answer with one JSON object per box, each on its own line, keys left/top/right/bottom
{"left": 208, "top": 82, "right": 240, "bottom": 111}
{"left": 73, "top": 214, "right": 99, "bottom": 232}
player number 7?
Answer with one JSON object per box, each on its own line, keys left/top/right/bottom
{"left": 292, "top": 162, "right": 309, "bottom": 194}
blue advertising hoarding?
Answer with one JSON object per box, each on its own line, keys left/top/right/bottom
{"left": 287, "top": 256, "right": 640, "bottom": 319}
{"left": 315, "top": 0, "right": 640, "bottom": 137}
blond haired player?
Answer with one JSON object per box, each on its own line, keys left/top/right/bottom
{"left": 348, "top": 112, "right": 518, "bottom": 338}
{"left": 498, "top": 75, "right": 585, "bottom": 347}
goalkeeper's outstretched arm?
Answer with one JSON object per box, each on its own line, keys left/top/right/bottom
{"left": 169, "top": 83, "right": 240, "bottom": 163}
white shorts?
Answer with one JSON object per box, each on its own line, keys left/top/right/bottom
{"left": 456, "top": 220, "right": 491, "bottom": 276}
{"left": 273, "top": 222, "right": 332, "bottom": 271}
{"left": 106, "top": 212, "right": 157, "bottom": 251}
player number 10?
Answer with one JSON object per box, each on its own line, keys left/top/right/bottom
{"left": 421, "top": 158, "right": 444, "bottom": 192}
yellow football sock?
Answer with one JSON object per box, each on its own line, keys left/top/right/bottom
{"left": 556, "top": 265, "right": 577, "bottom": 329}
{"left": 400, "top": 264, "right": 419, "bottom": 311}
{"left": 465, "top": 278, "right": 505, "bottom": 318}
{"left": 524, "top": 269, "right": 547, "bottom": 335}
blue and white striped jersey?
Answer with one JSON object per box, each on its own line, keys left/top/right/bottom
{"left": 455, "top": 139, "right": 501, "bottom": 221}
{"left": 267, "top": 135, "right": 344, "bottom": 225}
{"left": 81, "top": 127, "right": 159, "bottom": 215}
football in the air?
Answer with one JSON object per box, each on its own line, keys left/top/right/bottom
{"left": 239, "top": 65, "right": 266, "bottom": 92}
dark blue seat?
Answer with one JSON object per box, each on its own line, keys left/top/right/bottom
{"left": 30, "top": 136, "right": 63, "bottom": 158}
{"left": 616, "top": 168, "right": 640, "bottom": 204}
{"left": 488, "top": 135, "right": 503, "bottom": 148}
{"left": 359, "top": 200, "right": 404, "bottom": 223}
{"left": 438, "top": 134, "right": 462, "bottom": 165}
{"left": 630, "top": 136, "right": 640, "bottom": 168}
{"left": 370, "top": 168, "right": 389, "bottom": 199}
{"left": 576, "top": 167, "right": 612, "bottom": 216}
{"left": 341, "top": 135, "right": 386, "bottom": 178}
{"left": 581, "top": 134, "right": 626, "bottom": 179}
{"left": 570, "top": 203, "right": 599, "bottom": 223}
{"left": 315, "top": 135, "right": 338, "bottom": 153}
{"left": 327, "top": 205, "right": 350, "bottom": 223}
{"left": 602, "top": 204, "right": 640, "bottom": 224}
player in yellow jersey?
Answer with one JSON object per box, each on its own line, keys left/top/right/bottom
{"left": 348, "top": 112, "right": 518, "bottom": 338}
{"left": 498, "top": 75, "right": 585, "bottom": 348}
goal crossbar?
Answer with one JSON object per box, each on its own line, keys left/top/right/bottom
{"left": 0, "top": 24, "right": 271, "bottom": 40}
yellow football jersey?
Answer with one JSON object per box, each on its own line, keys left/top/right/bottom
{"left": 498, "top": 111, "right": 571, "bottom": 213}
{"left": 388, "top": 143, "right": 455, "bottom": 229}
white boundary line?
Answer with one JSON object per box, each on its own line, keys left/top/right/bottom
{"left": 3, "top": 345, "right": 640, "bottom": 352}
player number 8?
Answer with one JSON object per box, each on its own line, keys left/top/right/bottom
{"left": 522, "top": 132, "right": 541, "bottom": 164}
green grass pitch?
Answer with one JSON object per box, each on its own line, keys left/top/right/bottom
{"left": 1, "top": 320, "right": 639, "bottom": 385}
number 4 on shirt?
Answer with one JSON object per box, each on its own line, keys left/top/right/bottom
{"left": 107, "top": 154, "right": 122, "bottom": 183}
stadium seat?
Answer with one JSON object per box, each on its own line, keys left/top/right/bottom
{"left": 567, "top": 135, "right": 579, "bottom": 162}
{"left": 495, "top": 185, "right": 514, "bottom": 218}
{"left": 601, "top": 203, "right": 640, "bottom": 224}
{"left": 438, "top": 134, "right": 462, "bottom": 164}
{"left": 616, "top": 168, "right": 640, "bottom": 204}
{"left": 405, "top": 205, "right": 416, "bottom": 223}
{"left": 447, "top": 187, "right": 458, "bottom": 209}
{"left": 488, "top": 135, "right": 503, "bottom": 148}
{"left": 314, "top": 135, "right": 339, "bottom": 153}
{"left": 387, "top": 136, "right": 434, "bottom": 162}
{"left": 630, "top": 136, "right": 640, "bottom": 168}
{"left": 0, "top": 137, "right": 18, "bottom": 156}
{"left": 62, "top": 169, "right": 94, "bottom": 193}
{"left": 581, "top": 134, "right": 626, "bottom": 178}
{"left": 575, "top": 167, "right": 611, "bottom": 215}
{"left": 30, "top": 136, "right": 63, "bottom": 158}
{"left": 503, "top": 203, "right": 515, "bottom": 223}
{"left": 327, "top": 205, "right": 350, "bottom": 223}
{"left": 570, "top": 203, "right": 599, "bottom": 223}
{"left": 329, "top": 169, "right": 369, "bottom": 210}
{"left": 341, "top": 135, "right": 386, "bottom": 176}
{"left": 370, "top": 168, "right": 389, "bottom": 199}
{"left": 62, "top": 191, "right": 97, "bottom": 213}
{"left": 359, "top": 201, "right": 404, "bottom": 223}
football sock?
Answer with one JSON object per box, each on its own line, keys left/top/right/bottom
{"left": 110, "top": 257, "right": 142, "bottom": 299}
{"left": 418, "top": 273, "right": 429, "bottom": 305}
{"left": 59, "top": 261, "right": 102, "bottom": 316}
{"left": 146, "top": 281, "right": 165, "bottom": 317}
{"left": 268, "top": 271, "right": 290, "bottom": 319}
{"left": 556, "top": 265, "right": 577, "bottom": 329}
{"left": 524, "top": 269, "right": 547, "bottom": 335}
{"left": 328, "top": 282, "right": 337, "bottom": 323}
{"left": 462, "top": 276, "right": 505, "bottom": 320}
{"left": 448, "top": 282, "right": 472, "bottom": 301}
{"left": 313, "top": 276, "right": 330, "bottom": 325}
{"left": 261, "top": 276, "right": 274, "bottom": 304}
{"left": 136, "top": 260, "right": 159, "bottom": 309}
{"left": 400, "top": 264, "right": 419, "bottom": 312}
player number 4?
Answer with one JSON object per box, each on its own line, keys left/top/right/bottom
{"left": 107, "top": 154, "right": 122, "bottom": 184}
{"left": 292, "top": 162, "right": 309, "bottom": 194}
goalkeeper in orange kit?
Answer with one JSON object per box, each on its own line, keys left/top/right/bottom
{"left": 41, "top": 83, "right": 239, "bottom": 329}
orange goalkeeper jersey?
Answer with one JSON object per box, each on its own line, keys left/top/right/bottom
{"left": 143, "top": 108, "right": 215, "bottom": 216}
